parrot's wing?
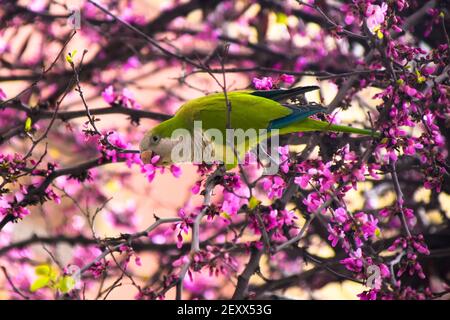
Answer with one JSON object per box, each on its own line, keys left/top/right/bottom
{"left": 268, "top": 103, "right": 327, "bottom": 130}
{"left": 189, "top": 92, "right": 293, "bottom": 167}
{"left": 248, "top": 86, "right": 327, "bottom": 130}
{"left": 190, "top": 92, "right": 292, "bottom": 132}
{"left": 250, "top": 86, "right": 320, "bottom": 102}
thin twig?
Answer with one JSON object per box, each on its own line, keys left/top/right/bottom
{"left": 176, "top": 167, "right": 223, "bottom": 300}
{"left": 390, "top": 161, "right": 412, "bottom": 238}
{"left": 1, "top": 266, "right": 29, "bottom": 299}
{"left": 75, "top": 217, "right": 182, "bottom": 277}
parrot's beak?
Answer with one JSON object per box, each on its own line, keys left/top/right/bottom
{"left": 140, "top": 150, "right": 154, "bottom": 164}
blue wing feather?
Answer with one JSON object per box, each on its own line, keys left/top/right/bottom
{"left": 268, "top": 104, "right": 327, "bottom": 130}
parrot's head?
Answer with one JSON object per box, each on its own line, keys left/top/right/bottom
{"left": 139, "top": 117, "right": 184, "bottom": 166}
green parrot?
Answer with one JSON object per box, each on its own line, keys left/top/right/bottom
{"left": 139, "top": 86, "right": 378, "bottom": 168}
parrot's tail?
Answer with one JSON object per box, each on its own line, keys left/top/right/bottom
{"left": 279, "top": 118, "right": 380, "bottom": 137}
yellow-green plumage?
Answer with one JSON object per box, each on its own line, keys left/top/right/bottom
{"left": 141, "top": 87, "right": 378, "bottom": 167}
{"left": 153, "top": 90, "right": 375, "bottom": 137}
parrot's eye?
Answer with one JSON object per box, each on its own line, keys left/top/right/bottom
{"left": 151, "top": 135, "right": 160, "bottom": 144}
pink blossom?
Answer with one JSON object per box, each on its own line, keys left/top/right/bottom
{"left": 0, "top": 87, "right": 6, "bottom": 100}
{"left": 28, "top": 0, "right": 47, "bottom": 12}
{"left": 366, "top": 3, "right": 388, "bottom": 33}
{"left": 358, "top": 289, "right": 378, "bottom": 300}
{"left": 334, "top": 207, "right": 348, "bottom": 224}
{"left": 191, "top": 181, "right": 201, "bottom": 194}
{"left": 327, "top": 224, "right": 342, "bottom": 247}
{"left": 124, "top": 56, "right": 141, "bottom": 70}
{"left": 170, "top": 165, "right": 182, "bottom": 178}
{"left": 278, "top": 145, "right": 290, "bottom": 173}
{"left": 340, "top": 248, "right": 364, "bottom": 272}
{"left": 355, "top": 212, "right": 379, "bottom": 240}
{"left": 0, "top": 197, "right": 10, "bottom": 209}
{"left": 0, "top": 38, "right": 8, "bottom": 55}
{"left": 141, "top": 163, "right": 157, "bottom": 182}
{"left": 279, "top": 74, "right": 295, "bottom": 85}
{"left": 379, "top": 263, "right": 391, "bottom": 278}
{"left": 403, "top": 85, "right": 417, "bottom": 97}
{"left": 252, "top": 77, "right": 273, "bottom": 90}
{"left": 303, "top": 192, "right": 323, "bottom": 213}
{"left": 102, "top": 85, "right": 116, "bottom": 104}
{"left": 295, "top": 57, "right": 308, "bottom": 72}
{"left": 135, "top": 256, "right": 142, "bottom": 267}
{"left": 345, "top": 12, "right": 355, "bottom": 25}
{"left": 172, "top": 255, "right": 189, "bottom": 267}
{"left": 294, "top": 175, "right": 310, "bottom": 188}
{"left": 261, "top": 176, "right": 285, "bottom": 199}
{"left": 89, "top": 261, "right": 109, "bottom": 278}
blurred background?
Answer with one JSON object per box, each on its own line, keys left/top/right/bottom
{"left": 0, "top": 0, "right": 448, "bottom": 299}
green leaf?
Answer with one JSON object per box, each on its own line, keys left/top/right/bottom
{"left": 35, "top": 264, "right": 50, "bottom": 276}
{"left": 66, "top": 49, "right": 77, "bottom": 64}
{"left": 220, "top": 212, "right": 231, "bottom": 220}
{"left": 30, "top": 277, "right": 50, "bottom": 292}
{"left": 375, "top": 228, "right": 381, "bottom": 237}
{"left": 415, "top": 70, "right": 426, "bottom": 83}
{"left": 276, "top": 12, "right": 288, "bottom": 25}
{"left": 24, "top": 117, "right": 32, "bottom": 132}
{"left": 57, "top": 276, "right": 76, "bottom": 293}
{"left": 34, "top": 264, "right": 58, "bottom": 281}
{"left": 248, "top": 196, "right": 260, "bottom": 210}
